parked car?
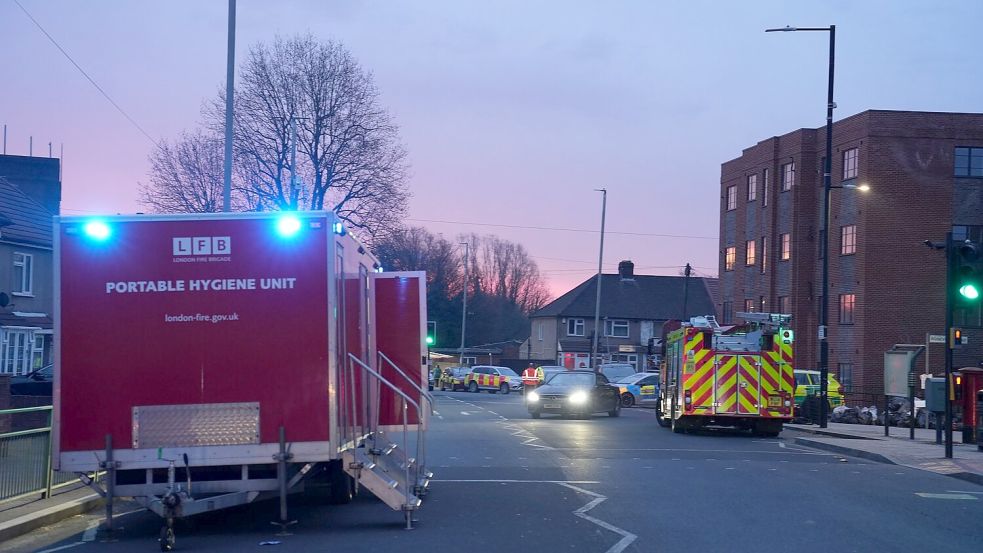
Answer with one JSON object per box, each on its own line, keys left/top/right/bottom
{"left": 598, "top": 363, "right": 637, "bottom": 382}
{"left": 465, "top": 365, "right": 524, "bottom": 394}
{"left": 10, "top": 364, "right": 53, "bottom": 396}
{"left": 526, "top": 370, "right": 621, "bottom": 419}
{"left": 614, "top": 372, "right": 660, "bottom": 407}
{"left": 794, "top": 369, "right": 844, "bottom": 408}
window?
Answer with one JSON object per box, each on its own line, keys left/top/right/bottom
{"left": 955, "top": 147, "right": 983, "bottom": 177}
{"left": 32, "top": 334, "right": 46, "bottom": 370}
{"left": 0, "top": 329, "right": 33, "bottom": 376}
{"left": 842, "top": 148, "right": 858, "bottom": 180}
{"left": 745, "top": 240, "right": 756, "bottom": 265}
{"left": 722, "top": 301, "right": 733, "bottom": 324}
{"left": 747, "top": 174, "right": 757, "bottom": 202}
{"left": 567, "top": 318, "right": 585, "bottom": 336}
{"left": 838, "top": 363, "right": 854, "bottom": 387}
{"left": 762, "top": 169, "right": 770, "bottom": 207}
{"left": 462, "top": 356, "right": 476, "bottom": 365}
{"left": 12, "top": 252, "right": 33, "bottom": 296}
{"left": 759, "top": 296, "right": 766, "bottom": 312}
{"left": 781, "top": 162, "right": 795, "bottom": 191}
{"left": 839, "top": 294, "right": 856, "bottom": 324}
{"left": 761, "top": 236, "right": 768, "bottom": 273}
{"left": 841, "top": 225, "right": 857, "bottom": 255}
{"left": 726, "top": 185, "right": 737, "bottom": 211}
{"left": 724, "top": 247, "right": 736, "bottom": 271}
{"left": 744, "top": 299, "right": 755, "bottom": 313}
{"left": 604, "top": 319, "right": 629, "bottom": 338}
{"left": 780, "top": 233, "right": 791, "bottom": 260}
{"left": 537, "top": 322, "right": 543, "bottom": 341}
{"left": 778, "top": 296, "right": 791, "bottom": 314}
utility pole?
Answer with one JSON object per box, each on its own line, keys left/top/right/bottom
{"left": 222, "top": 0, "right": 236, "bottom": 212}
{"left": 459, "top": 242, "right": 470, "bottom": 365}
{"left": 944, "top": 231, "right": 954, "bottom": 458}
{"left": 591, "top": 189, "right": 607, "bottom": 370}
{"left": 682, "top": 263, "right": 692, "bottom": 320}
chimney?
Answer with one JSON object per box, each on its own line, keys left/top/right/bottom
{"left": 618, "top": 260, "right": 634, "bottom": 280}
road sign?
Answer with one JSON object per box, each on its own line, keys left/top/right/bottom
{"left": 928, "top": 334, "right": 946, "bottom": 344}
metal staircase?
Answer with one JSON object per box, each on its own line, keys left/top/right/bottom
{"left": 342, "top": 353, "right": 433, "bottom": 528}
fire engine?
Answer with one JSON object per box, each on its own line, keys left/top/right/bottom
{"left": 657, "top": 313, "right": 795, "bottom": 436}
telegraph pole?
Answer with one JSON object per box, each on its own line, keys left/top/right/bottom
{"left": 682, "top": 263, "right": 692, "bottom": 320}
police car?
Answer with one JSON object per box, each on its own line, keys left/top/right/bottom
{"left": 614, "top": 372, "right": 660, "bottom": 407}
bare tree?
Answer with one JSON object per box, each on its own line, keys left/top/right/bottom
{"left": 139, "top": 130, "right": 252, "bottom": 213}
{"left": 211, "top": 35, "right": 409, "bottom": 240}
{"left": 461, "top": 234, "right": 551, "bottom": 314}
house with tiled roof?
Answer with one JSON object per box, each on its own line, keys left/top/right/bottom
{"left": 519, "top": 261, "right": 717, "bottom": 371}
{"left": 0, "top": 155, "right": 60, "bottom": 376}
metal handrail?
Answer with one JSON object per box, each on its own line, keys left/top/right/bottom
{"left": 347, "top": 354, "right": 422, "bottom": 505}
{"left": 0, "top": 405, "right": 53, "bottom": 415}
{"left": 377, "top": 351, "right": 432, "bottom": 487}
{"left": 377, "top": 351, "right": 435, "bottom": 413}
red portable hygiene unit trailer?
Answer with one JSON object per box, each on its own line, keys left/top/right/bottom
{"left": 54, "top": 212, "right": 432, "bottom": 548}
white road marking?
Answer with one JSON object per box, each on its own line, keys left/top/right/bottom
{"left": 460, "top": 411, "right": 471, "bottom": 415}
{"left": 436, "top": 479, "right": 601, "bottom": 484}
{"left": 547, "top": 447, "right": 831, "bottom": 456}
{"left": 948, "top": 490, "right": 983, "bottom": 495}
{"left": 558, "top": 483, "right": 638, "bottom": 553}
{"left": 35, "top": 543, "right": 86, "bottom": 553}
{"left": 915, "top": 493, "right": 978, "bottom": 500}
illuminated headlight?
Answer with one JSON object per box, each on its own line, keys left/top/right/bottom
{"left": 527, "top": 391, "right": 540, "bottom": 402}
{"left": 568, "top": 391, "right": 589, "bottom": 405}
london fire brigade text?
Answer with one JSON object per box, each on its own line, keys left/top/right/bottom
{"left": 105, "top": 278, "right": 297, "bottom": 293}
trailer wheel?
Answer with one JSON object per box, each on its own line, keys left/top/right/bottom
{"left": 499, "top": 383, "right": 510, "bottom": 394}
{"left": 159, "top": 526, "right": 175, "bottom": 552}
{"left": 328, "top": 462, "right": 355, "bottom": 505}
{"left": 468, "top": 382, "right": 479, "bottom": 393}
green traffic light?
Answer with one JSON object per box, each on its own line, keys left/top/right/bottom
{"left": 426, "top": 336, "right": 434, "bottom": 345}
{"left": 959, "top": 283, "right": 980, "bottom": 300}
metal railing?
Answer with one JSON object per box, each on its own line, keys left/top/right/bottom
{"left": 0, "top": 406, "right": 78, "bottom": 503}
{"left": 378, "top": 351, "right": 434, "bottom": 481}
{"left": 347, "top": 354, "right": 424, "bottom": 505}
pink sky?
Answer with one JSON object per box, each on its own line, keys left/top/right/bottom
{"left": 3, "top": 0, "right": 982, "bottom": 296}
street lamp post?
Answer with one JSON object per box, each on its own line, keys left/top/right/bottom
{"left": 591, "top": 189, "right": 607, "bottom": 370}
{"left": 767, "top": 24, "right": 836, "bottom": 428}
{"left": 459, "top": 242, "right": 470, "bottom": 365}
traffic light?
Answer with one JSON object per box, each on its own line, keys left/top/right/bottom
{"left": 426, "top": 321, "right": 436, "bottom": 346}
{"left": 954, "top": 240, "right": 982, "bottom": 302}
{"left": 950, "top": 327, "right": 966, "bottom": 348}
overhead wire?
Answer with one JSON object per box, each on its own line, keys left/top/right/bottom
{"left": 406, "top": 217, "right": 717, "bottom": 240}
{"left": 14, "top": 0, "right": 160, "bottom": 148}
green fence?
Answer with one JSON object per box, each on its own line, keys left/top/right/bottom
{"left": 0, "top": 406, "right": 78, "bottom": 503}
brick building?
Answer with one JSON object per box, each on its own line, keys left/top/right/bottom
{"left": 718, "top": 110, "right": 983, "bottom": 397}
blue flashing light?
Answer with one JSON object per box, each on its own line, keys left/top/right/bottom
{"left": 332, "top": 222, "right": 346, "bottom": 236}
{"left": 83, "top": 220, "right": 111, "bottom": 241}
{"left": 375, "top": 266, "right": 384, "bottom": 273}
{"left": 276, "top": 215, "right": 302, "bottom": 238}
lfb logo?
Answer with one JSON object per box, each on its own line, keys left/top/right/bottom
{"left": 173, "top": 236, "right": 231, "bottom": 256}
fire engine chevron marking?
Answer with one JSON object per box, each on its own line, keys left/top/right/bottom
{"left": 558, "top": 483, "right": 637, "bottom": 553}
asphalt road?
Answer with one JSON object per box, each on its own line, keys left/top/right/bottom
{"left": 7, "top": 390, "right": 983, "bottom": 553}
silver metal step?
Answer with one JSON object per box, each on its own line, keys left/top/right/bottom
{"left": 342, "top": 449, "right": 422, "bottom": 512}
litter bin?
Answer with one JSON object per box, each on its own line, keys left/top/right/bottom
{"left": 977, "top": 390, "right": 983, "bottom": 452}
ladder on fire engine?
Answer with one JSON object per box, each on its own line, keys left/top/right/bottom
{"left": 341, "top": 353, "right": 433, "bottom": 529}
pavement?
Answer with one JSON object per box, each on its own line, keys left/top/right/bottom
{"left": 0, "top": 484, "right": 102, "bottom": 543}
{"left": 2, "top": 394, "right": 982, "bottom": 552}
{"left": 785, "top": 421, "right": 983, "bottom": 485}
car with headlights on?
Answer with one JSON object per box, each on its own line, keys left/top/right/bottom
{"left": 526, "top": 370, "right": 621, "bottom": 419}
